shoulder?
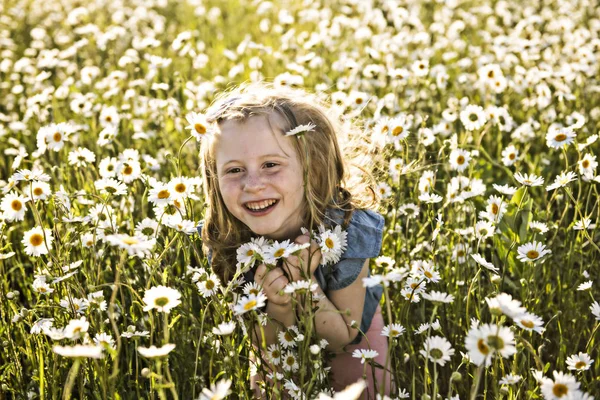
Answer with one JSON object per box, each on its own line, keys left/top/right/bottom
{"left": 343, "top": 209, "right": 385, "bottom": 259}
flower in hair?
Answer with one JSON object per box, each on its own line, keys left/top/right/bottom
{"left": 285, "top": 123, "right": 316, "bottom": 137}
{"left": 185, "top": 112, "right": 215, "bottom": 141}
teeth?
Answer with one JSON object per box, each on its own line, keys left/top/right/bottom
{"left": 246, "top": 199, "right": 276, "bottom": 210}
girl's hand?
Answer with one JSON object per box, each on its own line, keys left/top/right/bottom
{"left": 282, "top": 234, "right": 322, "bottom": 282}
{"left": 254, "top": 263, "right": 291, "bottom": 306}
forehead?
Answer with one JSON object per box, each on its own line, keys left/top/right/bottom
{"left": 214, "top": 114, "right": 296, "bottom": 164}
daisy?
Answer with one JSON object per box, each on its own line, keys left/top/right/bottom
{"left": 53, "top": 345, "right": 104, "bottom": 359}
{"left": 33, "top": 277, "right": 54, "bottom": 295}
{"left": 590, "top": 301, "right": 600, "bottom": 320}
{"left": 484, "top": 195, "right": 507, "bottom": 222}
{"left": 352, "top": 349, "right": 379, "bottom": 364}
{"left": 199, "top": 378, "right": 231, "bottom": 400}
{"left": 94, "top": 333, "right": 116, "bottom": 350}
{"left": 419, "top": 193, "right": 443, "bottom": 204}
{"left": 577, "top": 281, "right": 593, "bottom": 291}
{"left": 573, "top": 218, "right": 592, "bottom": 231}
{"left": 212, "top": 321, "right": 236, "bottom": 336}
{"left": 197, "top": 273, "right": 221, "bottom": 297}
{"left": 376, "top": 182, "right": 392, "bottom": 199}
{"left": 411, "top": 59, "right": 429, "bottom": 77}
{"left": 517, "top": 241, "right": 552, "bottom": 262}
{"left": 566, "top": 353, "right": 594, "bottom": 372}
{"left": 460, "top": 104, "right": 487, "bottom": 131}
{"left": 449, "top": 148, "right": 472, "bottom": 172}
{"left": 514, "top": 312, "right": 545, "bottom": 334}
{"left": 168, "top": 176, "right": 196, "bottom": 200}
{"left": 319, "top": 226, "right": 347, "bottom": 265}
{"left": 12, "top": 168, "right": 51, "bottom": 182}
{"left": 546, "top": 171, "right": 578, "bottom": 191}
{"left": 148, "top": 182, "right": 172, "bottom": 206}
{"left": 286, "top": 122, "right": 316, "bottom": 137}
{"left": 387, "top": 115, "right": 410, "bottom": 141}
{"left": 475, "top": 220, "right": 495, "bottom": 239}
{"left": 464, "top": 323, "right": 516, "bottom": 367}
{"left": 64, "top": 316, "right": 90, "bottom": 339}
{"left": 422, "top": 291, "right": 454, "bottom": 304}
{"left": 486, "top": 293, "right": 527, "bottom": 318}
{"left": 283, "top": 280, "right": 318, "bottom": 295}
{"left": 22, "top": 227, "right": 53, "bottom": 257}
{"left": 501, "top": 145, "right": 520, "bottom": 166}
{"left": 135, "top": 218, "right": 160, "bottom": 238}
{"left": 316, "top": 380, "right": 366, "bottom": 400}
{"left": 499, "top": 374, "right": 522, "bottom": 385}
{"left": 185, "top": 112, "right": 215, "bottom": 141}
{"left": 546, "top": 127, "right": 576, "bottom": 149}
{"left": 142, "top": 286, "right": 182, "bottom": 313}
{"left": 493, "top": 183, "right": 518, "bottom": 196}
{"left": 117, "top": 160, "right": 142, "bottom": 183}
{"left": 282, "top": 351, "right": 299, "bottom": 372}
{"left": 578, "top": 154, "right": 597, "bottom": 177}
{"left": 67, "top": 147, "right": 96, "bottom": 167}
{"left": 470, "top": 254, "right": 499, "bottom": 272}
{"left": 265, "top": 239, "right": 293, "bottom": 261}
{"left": 420, "top": 336, "right": 455, "bottom": 366}
{"left": 381, "top": 323, "right": 405, "bottom": 338}
{"left": 95, "top": 178, "right": 128, "bottom": 196}
{"left": 540, "top": 371, "right": 581, "bottom": 399}
{"left": 105, "top": 234, "right": 155, "bottom": 257}
{"left": 530, "top": 221, "right": 550, "bottom": 234}
{"left": 278, "top": 325, "right": 301, "bottom": 349}
{"left": 401, "top": 287, "right": 421, "bottom": 303}
{"left": 100, "top": 106, "right": 120, "bottom": 127}
{"left": 515, "top": 172, "right": 544, "bottom": 187}
{"left": 262, "top": 344, "right": 281, "bottom": 367}
{"left": 1, "top": 193, "right": 29, "bottom": 222}
{"left": 399, "top": 203, "right": 420, "bottom": 219}
{"left": 60, "top": 297, "right": 89, "bottom": 315}
{"left": 137, "top": 344, "right": 176, "bottom": 358}
{"left": 233, "top": 292, "right": 267, "bottom": 315}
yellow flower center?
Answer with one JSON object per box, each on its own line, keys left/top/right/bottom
{"left": 123, "top": 165, "right": 133, "bottom": 175}
{"left": 11, "top": 200, "right": 22, "bottom": 211}
{"left": 246, "top": 249, "right": 254, "bottom": 257}
{"left": 575, "top": 361, "right": 586, "bottom": 369}
{"left": 582, "top": 160, "right": 589, "bottom": 168}
{"left": 274, "top": 249, "right": 285, "bottom": 258}
{"left": 456, "top": 155, "right": 465, "bottom": 165}
{"left": 355, "top": 98, "right": 363, "bottom": 104}
{"left": 158, "top": 190, "right": 170, "bottom": 199}
{"left": 325, "top": 238, "right": 335, "bottom": 249}
{"left": 154, "top": 297, "right": 169, "bottom": 307}
{"left": 205, "top": 280, "right": 215, "bottom": 290}
{"left": 555, "top": 133, "right": 567, "bottom": 142}
{"left": 392, "top": 126, "right": 403, "bottom": 136}
{"left": 492, "top": 204, "right": 499, "bottom": 214}
{"left": 194, "top": 123, "right": 207, "bottom": 134}
{"left": 520, "top": 319, "right": 534, "bottom": 329}
{"left": 527, "top": 250, "right": 539, "bottom": 259}
{"left": 175, "top": 183, "right": 186, "bottom": 193}
{"left": 552, "top": 383, "right": 568, "bottom": 397}
{"left": 243, "top": 299, "right": 257, "bottom": 311}
{"left": 486, "top": 334, "right": 504, "bottom": 350}
{"left": 477, "top": 339, "right": 490, "bottom": 355}
{"left": 122, "top": 237, "right": 139, "bottom": 245}
{"left": 30, "top": 234, "right": 44, "bottom": 246}
{"left": 509, "top": 153, "right": 516, "bottom": 160}
{"left": 34, "top": 187, "right": 43, "bottom": 196}
{"left": 53, "top": 132, "right": 62, "bottom": 142}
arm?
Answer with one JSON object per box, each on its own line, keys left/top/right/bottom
{"left": 302, "top": 259, "right": 370, "bottom": 353}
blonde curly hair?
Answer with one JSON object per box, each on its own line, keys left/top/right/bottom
{"left": 199, "top": 82, "right": 381, "bottom": 283}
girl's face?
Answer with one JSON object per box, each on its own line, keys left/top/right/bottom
{"left": 215, "top": 114, "right": 305, "bottom": 241}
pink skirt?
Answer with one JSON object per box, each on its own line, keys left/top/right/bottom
{"left": 328, "top": 305, "right": 395, "bottom": 397}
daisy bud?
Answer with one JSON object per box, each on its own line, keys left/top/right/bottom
{"left": 310, "top": 344, "right": 320, "bottom": 355}
{"left": 451, "top": 372, "right": 462, "bottom": 382}
{"left": 141, "top": 368, "right": 151, "bottom": 378}
{"left": 6, "top": 292, "right": 15, "bottom": 300}
{"left": 500, "top": 386, "right": 509, "bottom": 394}
{"left": 404, "top": 353, "right": 410, "bottom": 363}
{"left": 350, "top": 320, "right": 358, "bottom": 328}
{"left": 491, "top": 275, "right": 501, "bottom": 284}
{"left": 520, "top": 278, "right": 527, "bottom": 286}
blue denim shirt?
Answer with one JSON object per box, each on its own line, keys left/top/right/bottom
{"left": 197, "top": 208, "right": 385, "bottom": 346}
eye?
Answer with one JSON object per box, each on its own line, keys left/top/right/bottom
{"left": 264, "top": 162, "right": 278, "bottom": 168}
{"left": 226, "top": 167, "right": 243, "bottom": 174}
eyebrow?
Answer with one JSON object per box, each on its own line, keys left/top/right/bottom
{"left": 220, "top": 153, "right": 289, "bottom": 167}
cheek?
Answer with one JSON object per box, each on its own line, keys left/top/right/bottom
{"left": 218, "top": 181, "right": 238, "bottom": 206}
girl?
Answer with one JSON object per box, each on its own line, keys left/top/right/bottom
{"left": 198, "top": 82, "right": 393, "bottom": 397}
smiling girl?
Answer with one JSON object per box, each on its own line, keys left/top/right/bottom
{"left": 197, "top": 82, "right": 393, "bottom": 397}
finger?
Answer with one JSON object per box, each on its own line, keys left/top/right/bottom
{"left": 254, "top": 263, "right": 267, "bottom": 284}
{"left": 263, "top": 267, "right": 284, "bottom": 287}
{"left": 294, "top": 234, "right": 310, "bottom": 245}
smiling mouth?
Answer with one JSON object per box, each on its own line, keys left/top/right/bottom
{"left": 244, "top": 199, "right": 279, "bottom": 212}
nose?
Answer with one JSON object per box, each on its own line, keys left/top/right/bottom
{"left": 242, "top": 171, "right": 266, "bottom": 192}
